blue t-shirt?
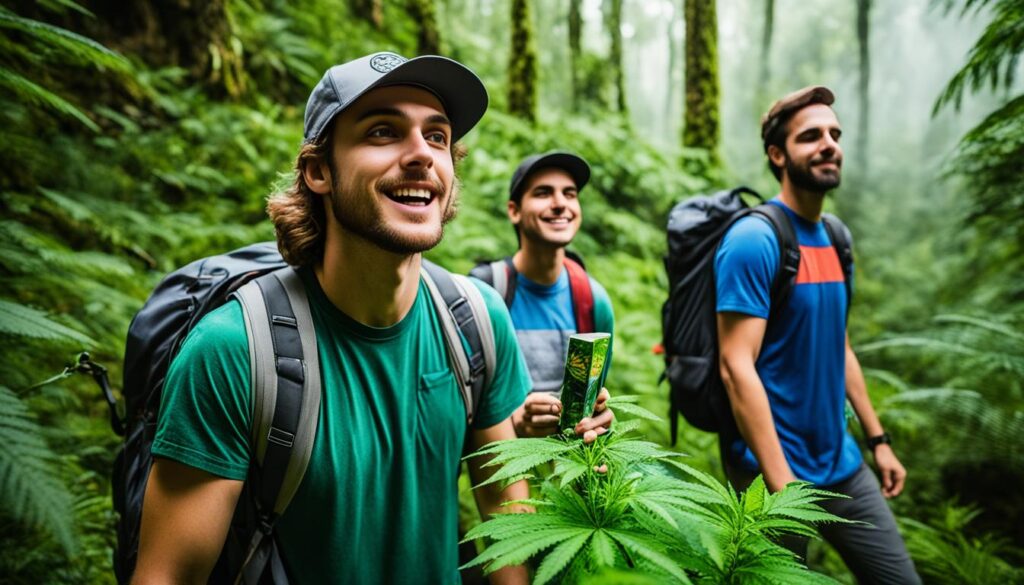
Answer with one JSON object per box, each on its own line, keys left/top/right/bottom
{"left": 715, "top": 198, "right": 862, "bottom": 486}
{"left": 504, "top": 269, "right": 615, "bottom": 394}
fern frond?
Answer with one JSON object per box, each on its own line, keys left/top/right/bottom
{"left": 0, "top": 299, "right": 94, "bottom": 345}
{"left": 0, "top": 385, "right": 75, "bottom": 552}
{"left": 0, "top": 68, "right": 99, "bottom": 131}
{"left": 0, "top": 10, "right": 130, "bottom": 72}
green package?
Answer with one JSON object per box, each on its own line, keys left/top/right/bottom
{"left": 558, "top": 332, "right": 612, "bottom": 433}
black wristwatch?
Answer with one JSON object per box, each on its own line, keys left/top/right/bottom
{"left": 866, "top": 432, "right": 892, "bottom": 450}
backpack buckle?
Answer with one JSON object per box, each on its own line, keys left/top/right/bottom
{"left": 267, "top": 426, "right": 295, "bottom": 448}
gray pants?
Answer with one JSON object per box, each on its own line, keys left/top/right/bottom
{"left": 724, "top": 460, "right": 921, "bottom": 585}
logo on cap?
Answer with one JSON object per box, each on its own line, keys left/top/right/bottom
{"left": 370, "top": 53, "right": 406, "bottom": 73}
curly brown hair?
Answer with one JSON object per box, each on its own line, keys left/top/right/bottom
{"left": 267, "top": 122, "right": 467, "bottom": 267}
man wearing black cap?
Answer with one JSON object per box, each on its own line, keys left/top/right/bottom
{"left": 715, "top": 87, "right": 919, "bottom": 583}
{"left": 131, "top": 52, "right": 553, "bottom": 584}
{"left": 472, "top": 152, "right": 615, "bottom": 438}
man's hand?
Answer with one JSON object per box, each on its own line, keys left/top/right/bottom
{"left": 575, "top": 387, "right": 614, "bottom": 445}
{"left": 873, "top": 444, "right": 906, "bottom": 498}
{"left": 512, "top": 392, "right": 562, "bottom": 438}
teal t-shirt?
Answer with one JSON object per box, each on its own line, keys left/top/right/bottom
{"left": 152, "top": 269, "right": 530, "bottom": 584}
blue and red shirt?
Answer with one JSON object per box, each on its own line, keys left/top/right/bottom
{"left": 715, "top": 198, "right": 862, "bottom": 486}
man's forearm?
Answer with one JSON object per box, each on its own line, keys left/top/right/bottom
{"left": 721, "top": 357, "right": 795, "bottom": 491}
{"left": 845, "top": 344, "right": 884, "bottom": 437}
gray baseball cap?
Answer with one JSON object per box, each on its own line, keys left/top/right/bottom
{"left": 303, "top": 52, "right": 489, "bottom": 144}
{"left": 509, "top": 151, "right": 591, "bottom": 202}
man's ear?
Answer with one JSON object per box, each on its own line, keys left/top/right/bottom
{"left": 767, "top": 144, "right": 787, "bottom": 170}
{"left": 507, "top": 200, "right": 521, "bottom": 225}
{"left": 302, "top": 156, "right": 332, "bottom": 195}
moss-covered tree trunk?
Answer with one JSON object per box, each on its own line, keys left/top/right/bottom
{"left": 88, "top": 0, "right": 242, "bottom": 96}
{"left": 569, "top": 0, "right": 583, "bottom": 110}
{"left": 508, "top": 0, "right": 538, "bottom": 122}
{"left": 683, "top": 0, "right": 720, "bottom": 164}
{"left": 606, "top": 0, "right": 628, "bottom": 116}
{"left": 408, "top": 0, "right": 441, "bottom": 55}
{"left": 351, "top": 0, "right": 384, "bottom": 29}
{"left": 856, "top": 0, "right": 871, "bottom": 171}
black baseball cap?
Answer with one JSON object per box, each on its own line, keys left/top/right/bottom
{"left": 508, "top": 151, "right": 591, "bottom": 202}
{"left": 303, "top": 52, "right": 489, "bottom": 144}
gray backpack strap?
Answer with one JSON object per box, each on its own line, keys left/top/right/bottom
{"left": 421, "top": 260, "right": 496, "bottom": 425}
{"left": 232, "top": 267, "right": 321, "bottom": 584}
{"left": 489, "top": 259, "right": 510, "bottom": 303}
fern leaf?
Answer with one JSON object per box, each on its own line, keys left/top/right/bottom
{"left": 0, "top": 68, "right": 99, "bottom": 131}
{"left": 0, "top": 386, "right": 75, "bottom": 552}
{"left": 0, "top": 10, "right": 129, "bottom": 72}
{"left": 0, "top": 299, "right": 94, "bottom": 345}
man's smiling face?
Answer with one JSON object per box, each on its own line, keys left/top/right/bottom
{"left": 323, "top": 85, "right": 458, "bottom": 254}
{"left": 509, "top": 168, "right": 582, "bottom": 248}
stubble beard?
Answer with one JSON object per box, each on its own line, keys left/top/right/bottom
{"left": 328, "top": 171, "right": 460, "bottom": 255}
{"left": 786, "top": 156, "right": 842, "bottom": 194}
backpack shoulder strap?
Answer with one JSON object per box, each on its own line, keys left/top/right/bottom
{"left": 751, "top": 203, "right": 801, "bottom": 323}
{"left": 468, "top": 258, "right": 516, "bottom": 309}
{"left": 563, "top": 257, "right": 595, "bottom": 333}
{"left": 821, "top": 213, "right": 855, "bottom": 318}
{"left": 232, "top": 267, "right": 321, "bottom": 583}
{"left": 421, "top": 260, "right": 496, "bottom": 425}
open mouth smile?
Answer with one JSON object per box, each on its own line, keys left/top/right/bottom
{"left": 384, "top": 186, "right": 438, "bottom": 207}
{"left": 541, "top": 216, "right": 574, "bottom": 225}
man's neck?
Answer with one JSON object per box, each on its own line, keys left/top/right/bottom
{"left": 513, "top": 240, "right": 565, "bottom": 286}
{"left": 778, "top": 181, "right": 827, "bottom": 222}
{"left": 314, "top": 229, "right": 421, "bottom": 328}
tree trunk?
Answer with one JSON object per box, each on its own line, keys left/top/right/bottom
{"left": 569, "top": 0, "right": 583, "bottom": 110}
{"left": 606, "top": 0, "right": 628, "bottom": 116}
{"left": 351, "top": 0, "right": 384, "bottom": 29}
{"left": 86, "top": 0, "right": 239, "bottom": 94}
{"left": 758, "top": 0, "right": 774, "bottom": 94}
{"left": 408, "top": 0, "right": 442, "bottom": 55}
{"left": 683, "top": 0, "right": 720, "bottom": 164}
{"left": 856, "top": 0, "right": 871, "bottom": 171}
{"left": 508, "top": 0, "right": 538, "bottom": 122}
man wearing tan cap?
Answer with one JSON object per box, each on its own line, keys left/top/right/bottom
{"left": 715, "top": 86, "right": 920, "bottom": 583}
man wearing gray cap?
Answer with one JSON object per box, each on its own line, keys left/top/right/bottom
{"left": 471, "top": 152, "right": 615, "bottom": 439}
{"left": 131, "top": 52, "right": 553, "bottom": 584}
{"left": 715, "top": 86, "right": 919, "bottom": 583}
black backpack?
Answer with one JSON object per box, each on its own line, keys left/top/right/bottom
{"left": 110, "top": 242, "right": 495, "bottom": 584}
{"left": 660, "top": 187, "right": 853, "bottom": 445}
{"left": 469, "top": 251, "right": 596, "bottom": 333}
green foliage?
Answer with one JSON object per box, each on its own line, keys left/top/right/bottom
{"left": 464, "top": 409, "right": 846, "bottom": 584}
{"left": 901, "top": 503, "right": 1024, "bottom": 584}
{"left": 0, "top": 385, "right": 74, "bottom": 553}
{"left": 932, "top": 0, "right": 1024, "bottom": 308}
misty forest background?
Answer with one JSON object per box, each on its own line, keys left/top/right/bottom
{"left": 1, "top": 0, "right": 1022, "bottom": 582}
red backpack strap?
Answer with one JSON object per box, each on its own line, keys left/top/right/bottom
{"left": 563, "top": 257, "right": 595, "bottom": 333}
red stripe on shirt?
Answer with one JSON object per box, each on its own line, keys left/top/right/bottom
{"left": 796, "top": 245, "right": 844, "bottom": 284}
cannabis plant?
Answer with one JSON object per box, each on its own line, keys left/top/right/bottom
{"left": 463, "top": 398, "right": 846, "bottom": 584}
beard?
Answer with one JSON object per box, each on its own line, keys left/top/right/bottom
{"left": 786, "top": 154, "right": 842, "bottom": 193}
{"left": 328, "top": 170, "right": 459, "bottom": 255}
